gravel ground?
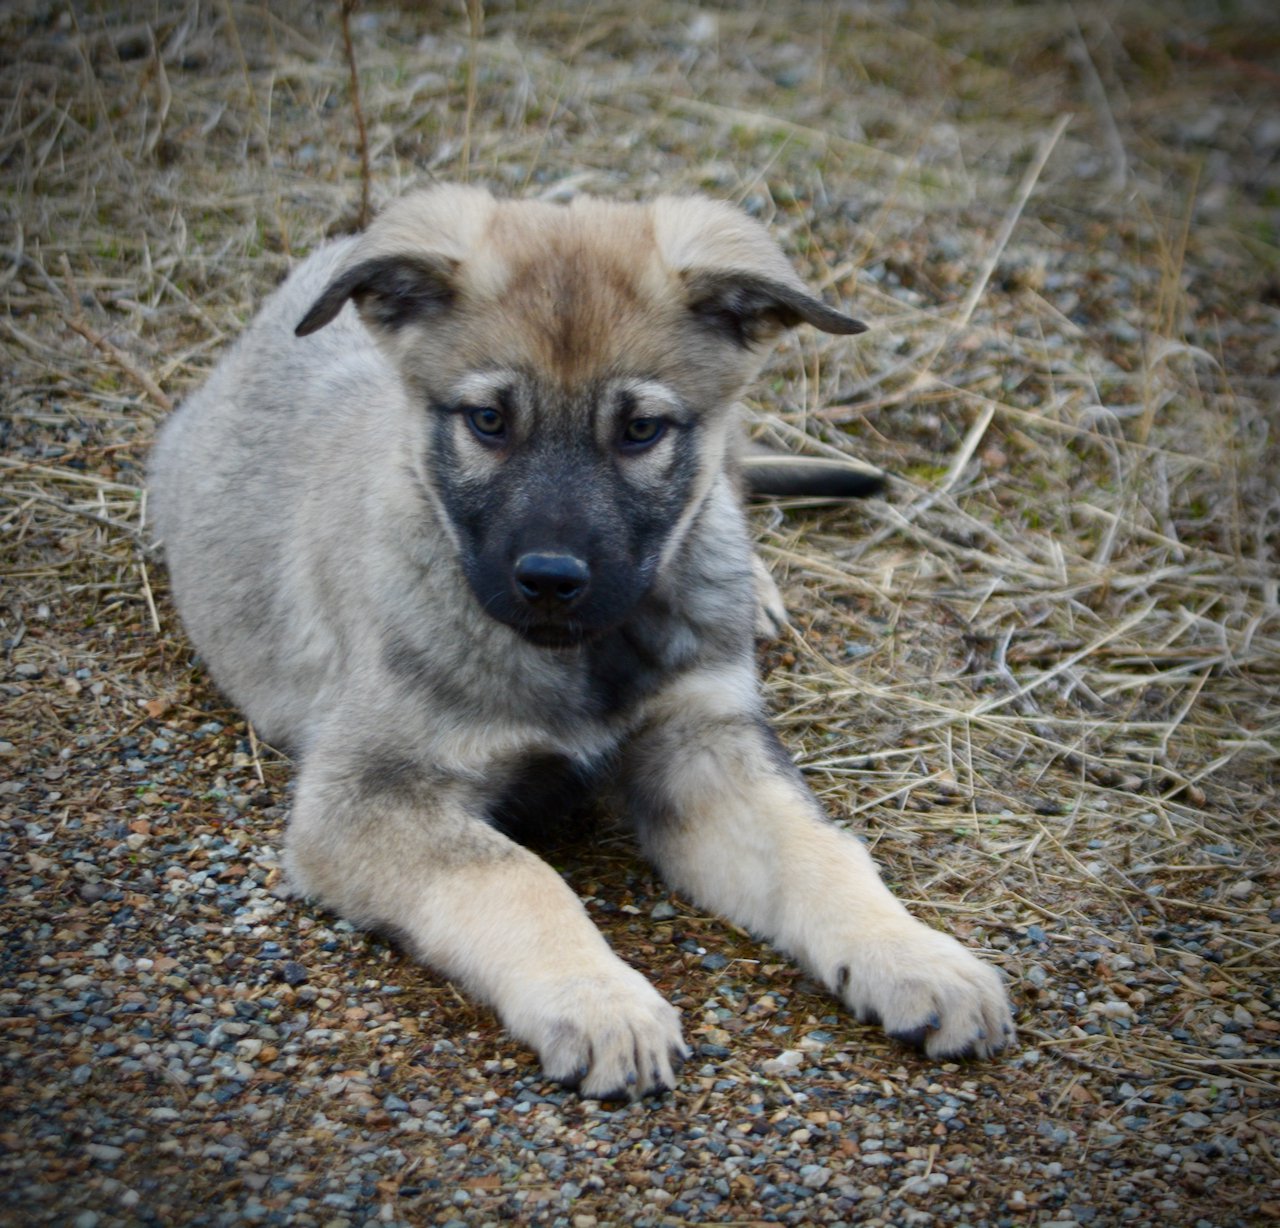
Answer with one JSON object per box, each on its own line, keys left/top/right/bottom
{"left": 4, "top": 753, "right": 1276, "bottom": 1227}
{"left": 3, "top": 2, "right": 1278, "bottom": 1225}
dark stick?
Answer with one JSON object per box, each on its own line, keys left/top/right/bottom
{"left": 340, "top": 0, "right": 371, "bottom": 229}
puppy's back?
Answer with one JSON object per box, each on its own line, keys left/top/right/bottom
{"left": 149, "top": 237, "right": 399, "bottom": 743}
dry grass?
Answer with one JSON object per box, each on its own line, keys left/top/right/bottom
{"left": 2, "top": 1, "right": 1278, "bottom": 1223}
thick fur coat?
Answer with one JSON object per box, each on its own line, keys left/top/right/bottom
{"left": 150, "top": 187, "right": 1013, "bottom": 1097}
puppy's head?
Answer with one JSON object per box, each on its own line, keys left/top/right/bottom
{"left": 296, "top": 186, "right": 865, "bottom": 647}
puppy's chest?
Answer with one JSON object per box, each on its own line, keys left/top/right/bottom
{"left": 486, "top": 749, "right": 613, "bottom": 842}
{"left": 581, "top": 609, "right": 699, "bottom": 719}
{"left": 495, "top": 601, "right": 700, "bottom": 730}
{"left": 385, "top": 585, "right": 707, "bottom": 723}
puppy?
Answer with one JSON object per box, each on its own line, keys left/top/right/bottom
{"left": 149, "top": 186, "right": 1013, "bottom": 1098}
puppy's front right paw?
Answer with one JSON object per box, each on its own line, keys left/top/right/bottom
{"left": 519, "top": 965, "right": 688, "bottom": 1100}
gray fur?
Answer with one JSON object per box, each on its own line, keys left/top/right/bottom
{"left": 150, "top": 186, "right": 1012, "bottom": 1099}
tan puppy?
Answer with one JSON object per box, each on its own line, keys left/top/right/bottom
{"left": 150, "top": 186, "right": 1013, "bottom": 1099}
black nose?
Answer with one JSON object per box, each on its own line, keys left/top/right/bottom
{"left": 513, "top": 552, "right": 591, "bottom": 607}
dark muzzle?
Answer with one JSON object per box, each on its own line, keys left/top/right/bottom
{"left": 513, "top": 552, "right": 591, "bottom": 610}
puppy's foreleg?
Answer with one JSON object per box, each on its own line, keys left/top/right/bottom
{"left": 624, "top": 672, "right": 1014, "bottom": 1059}
{"left": 749, "top": 553, "right": 789, "bottom": 639}
{"left": 285, "top": 749, "right": 686, "bottom": 1098}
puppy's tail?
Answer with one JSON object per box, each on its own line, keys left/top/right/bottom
{"left": 741, "top": 448, "right": 886, "bottom": 500}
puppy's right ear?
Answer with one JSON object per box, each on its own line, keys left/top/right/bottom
{"left": 295, "top": 254, "right": 458, "bottom": 337}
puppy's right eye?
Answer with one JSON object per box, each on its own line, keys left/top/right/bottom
{"left": 465, "top": 406, "right": 506, "bottom": 441}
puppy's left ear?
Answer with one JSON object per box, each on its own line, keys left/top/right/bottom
{"left": 653, "top": 196, "right": 867, "bottom": 348}
{"left": 684, "top": 269, "right": 867, "bottom": 348}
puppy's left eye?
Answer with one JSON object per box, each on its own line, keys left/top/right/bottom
{"left": 620, "top": 418, "right": 666, "bottom": 449}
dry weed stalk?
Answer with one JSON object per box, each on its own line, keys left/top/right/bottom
{"left": 339, "top": 0, "right": 371, "bottom": 228}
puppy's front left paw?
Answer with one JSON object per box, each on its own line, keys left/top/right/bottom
{"left": 829, "top": 923, "right": 1015, "bottom": 1060}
